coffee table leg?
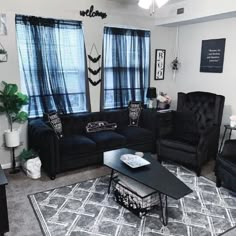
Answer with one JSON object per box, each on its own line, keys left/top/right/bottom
{"left": 108, "top": 169, "right": 114, "bottom": 194}
{"left": 159, "top": 194, "right": 168, "bottom": 226}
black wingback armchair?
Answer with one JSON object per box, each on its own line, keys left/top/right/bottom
{"left": 157, "top": 91, "right": 225, "bottom": 176}
{"left": 215, "top": 140, "right": 236, "bottom": 192}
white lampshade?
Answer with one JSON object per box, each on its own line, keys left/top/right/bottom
{"left": 138, "top": 0, "right": 152, "bottom": 9}
{"left": 155, "top": 0, "right": 169, "bottom": 8}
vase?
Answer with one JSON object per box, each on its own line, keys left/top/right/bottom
{"left": 4, "top": 129, "right": 20, "bottom": 147}
{"left": 21, "top": 157, "right": 42, "bottom": 179}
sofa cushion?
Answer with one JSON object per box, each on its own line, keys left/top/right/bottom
{"left": 118, "top": 127, "right": 153, "bottom": 145}
{"left": 128, "top": 101, "right": 142, "bottom": 126}
{"left": 87, "top": 131, "right": 126, "bottom": 151}
{"left": 43, "top": 111, "right": 63, "bottom": 138}
{"left": 60, "top": 135, "right": 96, "bottom": 155}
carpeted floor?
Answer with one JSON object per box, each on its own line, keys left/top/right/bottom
{"left": 28, "top": 164, "right": 236, "bottom": 236}
{"left": 4, "top": 165, "right": 110, "bottom": 236}
{"left": 3, "top": 159, "right": 236, "bottom": 236}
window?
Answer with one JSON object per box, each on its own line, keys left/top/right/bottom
{"left": 15, "top": 15, "right": 90, "bottom": 117}
{"left": 102, "top": 27, "right": 150, "bottom": 109}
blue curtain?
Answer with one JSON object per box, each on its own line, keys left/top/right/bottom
{"left": 15, "top": 15, "right": 90, "bottom": 117}
{"left": 102, "top": 27, "right": 150, "bottom": 109}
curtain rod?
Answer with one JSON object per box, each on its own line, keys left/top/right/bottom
{"left": 103, "top": 24, "right": 150, "bottom": 31}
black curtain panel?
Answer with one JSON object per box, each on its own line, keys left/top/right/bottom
{"left": 15, "top": 15, "right": 90, "bottom": 117}
{"left": 102, "top": 27, "right": 150, "bottom": 109}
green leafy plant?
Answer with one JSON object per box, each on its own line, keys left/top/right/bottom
{"left": 0, "top": 48, "right": 7, "bottom": 54}
{"left": 19, "top": 149, "right": 38, "bottom": 162}
{"left": 0, "top": 81, "right": 28, "bottom": 131}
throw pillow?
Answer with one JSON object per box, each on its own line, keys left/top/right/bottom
{"left": 173, "top": 111, "right": 199, "bottom": 144}
{"left": 86, "top": 121, "right": 117, "bottom": 133}
{"left": 128, "top": 101, "right": 142, "bottom": 127}
{"left": 43, "top": 111, "right": 63, "bottom": 138}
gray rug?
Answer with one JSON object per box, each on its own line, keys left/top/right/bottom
{"left": 29, "top": 164, "right": 236, "bottom": 236}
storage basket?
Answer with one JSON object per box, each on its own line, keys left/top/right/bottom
{"left": 112, "top": 177, "right": 160, "bottom": 217}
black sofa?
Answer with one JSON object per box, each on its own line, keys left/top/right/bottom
{"left": 28, "top": 109, "right": 157, "bottom": 179}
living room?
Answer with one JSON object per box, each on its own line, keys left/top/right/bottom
{"left": 0, "top": 0, "right": 236, "bottom": 235}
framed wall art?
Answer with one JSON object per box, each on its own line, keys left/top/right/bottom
{"left": 200, "top": 38, "right": 226, "bottom": 73}
{"left": 154, "top": 49, "right": 166, "bottom": 80}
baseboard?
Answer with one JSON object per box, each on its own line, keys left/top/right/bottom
{"left": 1, "top": 162, "right": 20, "bottom": 169}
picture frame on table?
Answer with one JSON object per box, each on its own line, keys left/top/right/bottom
{"left": 154, "top": 49, "right": 166, "bottom": 80}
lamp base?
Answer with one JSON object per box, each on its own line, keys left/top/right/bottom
{"left": 148, "top": 99, "right": 157, "bottom": 109}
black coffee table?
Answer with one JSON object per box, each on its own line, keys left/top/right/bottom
{"left": 104, "top": 148, "right": 192, "bottom": 226}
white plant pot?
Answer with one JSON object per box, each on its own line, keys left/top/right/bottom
{"left": 21, "top": 157, "right": 42, "bottom": 179}
{"left": 4, "top": 129, "right": 20, "bottom": 147}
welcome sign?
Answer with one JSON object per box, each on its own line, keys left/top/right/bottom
{"left": 200, "top": 38, "right": 226, "bottom": 73}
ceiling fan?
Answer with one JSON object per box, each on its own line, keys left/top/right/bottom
{"left": 138, "top": 0, "right": 169, "bottom": 14}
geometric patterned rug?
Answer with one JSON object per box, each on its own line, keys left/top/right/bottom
{"left": 28, "top": 163, "right": 236, "bottom": 236}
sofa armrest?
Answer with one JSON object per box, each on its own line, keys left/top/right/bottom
{"left": 140, "top": 109, "right": 158, "bottom": 138}
{"left": 28, "top": 119, "right": 60, "bottom": 179}
{"left": 197, "top": 125, "right": 219, "bottom": 162}
{"left": 220, "top": 139, "right": 236, "bottom": 157}
{"left": 157, "top": 110, "right": 175, "bottom": 139}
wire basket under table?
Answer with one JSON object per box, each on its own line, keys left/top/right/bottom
{"left": 112, "top": 177, "right": 160, "bottom": 218}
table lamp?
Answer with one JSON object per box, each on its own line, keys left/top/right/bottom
{"left": 146, "top": 87, "right": 157, "bottom": 109}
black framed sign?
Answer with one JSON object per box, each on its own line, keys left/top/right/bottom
{"left": 154, "top": 49, "right": 166, "bottom": 80}
{"left": 200, "top": 38, "right": 226, "bottom": 73}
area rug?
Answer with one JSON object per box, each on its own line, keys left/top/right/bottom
{"left": 29, "top": 164, "right": 236, "bottom": 236}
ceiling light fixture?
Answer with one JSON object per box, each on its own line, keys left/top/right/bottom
{"left": 138, "top": 0, "right": 169, "bottom": 15}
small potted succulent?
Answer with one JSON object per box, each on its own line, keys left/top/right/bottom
{"left": 0, "top": 48, "right": 7, "bottom": 62}
{"left": 0, "top": 48, "right": 7, "bottom": 54}
{"left": 19, "top": 149, "right": 42, "bottom": 179}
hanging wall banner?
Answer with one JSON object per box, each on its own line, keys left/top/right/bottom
{"left": 154, "top": 49, "right": 166, "bottom": 80}
{"left": 200, "top": 38, "right": 226, "bottom": 73}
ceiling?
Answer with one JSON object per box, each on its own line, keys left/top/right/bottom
{"left": 107, "top": 0, "right": 185, "bottom": 6}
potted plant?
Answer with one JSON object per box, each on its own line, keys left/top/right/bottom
{"left": 157, "top": 92, "right": 172, "bottom": 110}
{"left": 0, "top": 48, "right": 7, "bottom": 54}
{"left": 19, "top": 149, "right": 41, "bottom": 179}
{"left": 0, "top": 81, "right": 28, "bottom": 147}
{"left": 171, "top": 57, "right": 180, "bottom": 71}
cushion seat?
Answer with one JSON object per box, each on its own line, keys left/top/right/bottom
{"left": 87, "top": 131, "right": 127, "bottom": 151}
{"left": 118, "top": 127, "right": 153, "bottom": 145}
{"left": 60, "top": 135, "right": 96, "bottom": 155}
{"left": 160, "top": 137, "right": 197, "bottom": 153}
{"left": 217, "top": 155, "right": 236, "bottom": 176}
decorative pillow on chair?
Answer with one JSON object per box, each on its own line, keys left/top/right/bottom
{"left": 128, "top": 101, "right": 142, "bottom": 127}
{"left": 173, "top": 111, "right": 199, "bottom": 144}
{"left": 43, "top": 111, "right": 63, "bottom": 138}
{"left": 86, "top": 121, "right": 117, "bottom": 133}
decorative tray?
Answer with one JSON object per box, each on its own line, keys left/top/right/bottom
{"left": 120, "top": 154, "right": 150, "bottom": 168}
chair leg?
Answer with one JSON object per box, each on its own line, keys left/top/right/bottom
{"left": 196, "top": 167, "right": 201, "bottom": 177}
{"left": 216, "top": 176, "right": 221, "bottom": 188}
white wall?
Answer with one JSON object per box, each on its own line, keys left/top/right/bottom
{"left": 155, "top": 0, "right": 236, "bottom": 26}
{"left": 169, "top": 17, "right": 236, "bottom": 137}
{"left": 0, "top": 0, "right": 176, "bottom": 167}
